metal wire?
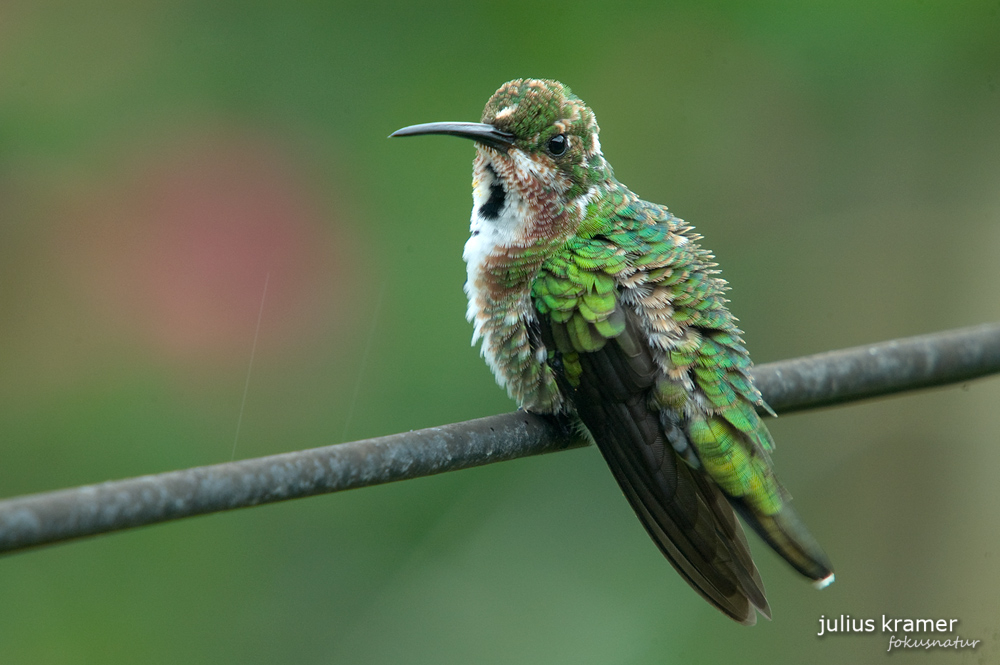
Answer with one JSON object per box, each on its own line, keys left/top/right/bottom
{"left": 1, "top": 322, "right": 998, "bottom": 555}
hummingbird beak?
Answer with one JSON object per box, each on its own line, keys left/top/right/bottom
{"left": 389, "top": 122, "right": 515, "bottom": 152}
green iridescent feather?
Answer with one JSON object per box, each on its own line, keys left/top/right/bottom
{"left": 532, "top": 182, "right": 782, "bottom": 515}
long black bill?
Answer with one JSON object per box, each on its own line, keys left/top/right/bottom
{"left": 389, "top": 122, "right": 515, "bottom": 151}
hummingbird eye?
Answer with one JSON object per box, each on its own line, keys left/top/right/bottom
{"left": 547, "top": 134, "right": 567, "bottom": 156}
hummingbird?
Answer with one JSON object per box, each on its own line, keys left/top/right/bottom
{"left": 391, "top": 78, "right": 833, "bottom": 624}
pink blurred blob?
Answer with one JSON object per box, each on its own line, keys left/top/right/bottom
{"left": 62, "top": 130, "right": 357, "bottom": 365}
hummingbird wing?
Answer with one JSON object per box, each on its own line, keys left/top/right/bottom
{"left": 541, "top": 307, "right": 770, "bottom": 624}
{"left": 533, "top": 195, "right": 831, "bottom": 622}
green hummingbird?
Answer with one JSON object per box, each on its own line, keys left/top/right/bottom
{"left": 391, "top": 78, "right": 833, "bottom": 624}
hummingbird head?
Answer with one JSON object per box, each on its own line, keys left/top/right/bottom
{"left": 391, "top": 79, "right": 613, "bottom": 251}
{"left": 477, "top": 79, "right": 611, "bottom": 200}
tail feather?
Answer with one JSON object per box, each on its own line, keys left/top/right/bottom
{"left": 733, "top": 500, "right": 834, "bottom": 584}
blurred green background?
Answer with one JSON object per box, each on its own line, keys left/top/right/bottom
{"left": 1, "top": 1, "right": 999, "bottom": 663}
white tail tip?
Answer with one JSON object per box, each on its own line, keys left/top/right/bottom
{"left": 813, "top": 572, "right": 836, "bottom": 590}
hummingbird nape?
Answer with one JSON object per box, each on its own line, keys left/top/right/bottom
{"left": 391, "top": 78, "right": 833, "bottom": 625}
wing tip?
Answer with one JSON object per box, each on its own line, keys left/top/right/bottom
{"left": 728, "top": 597, "right": 771, "bottom": 626}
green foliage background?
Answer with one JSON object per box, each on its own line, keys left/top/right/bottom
{"left": 1, "top": 2, "right": 999, "bottom": 663}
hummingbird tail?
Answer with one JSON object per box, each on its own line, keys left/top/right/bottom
{"left": 734, "top": 501, "right": 834, "bottom": 586}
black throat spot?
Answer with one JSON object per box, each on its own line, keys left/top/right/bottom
{"left": 479, "top": 163, "right": 506, "bottom": 220}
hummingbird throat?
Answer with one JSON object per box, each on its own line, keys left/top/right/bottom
{"left": 464, "top": 149, "right": 578, "bottom": 282}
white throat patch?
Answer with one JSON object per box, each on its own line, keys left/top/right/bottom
{"left": 462, "top": 158, "right": 530, "bottom": 339}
